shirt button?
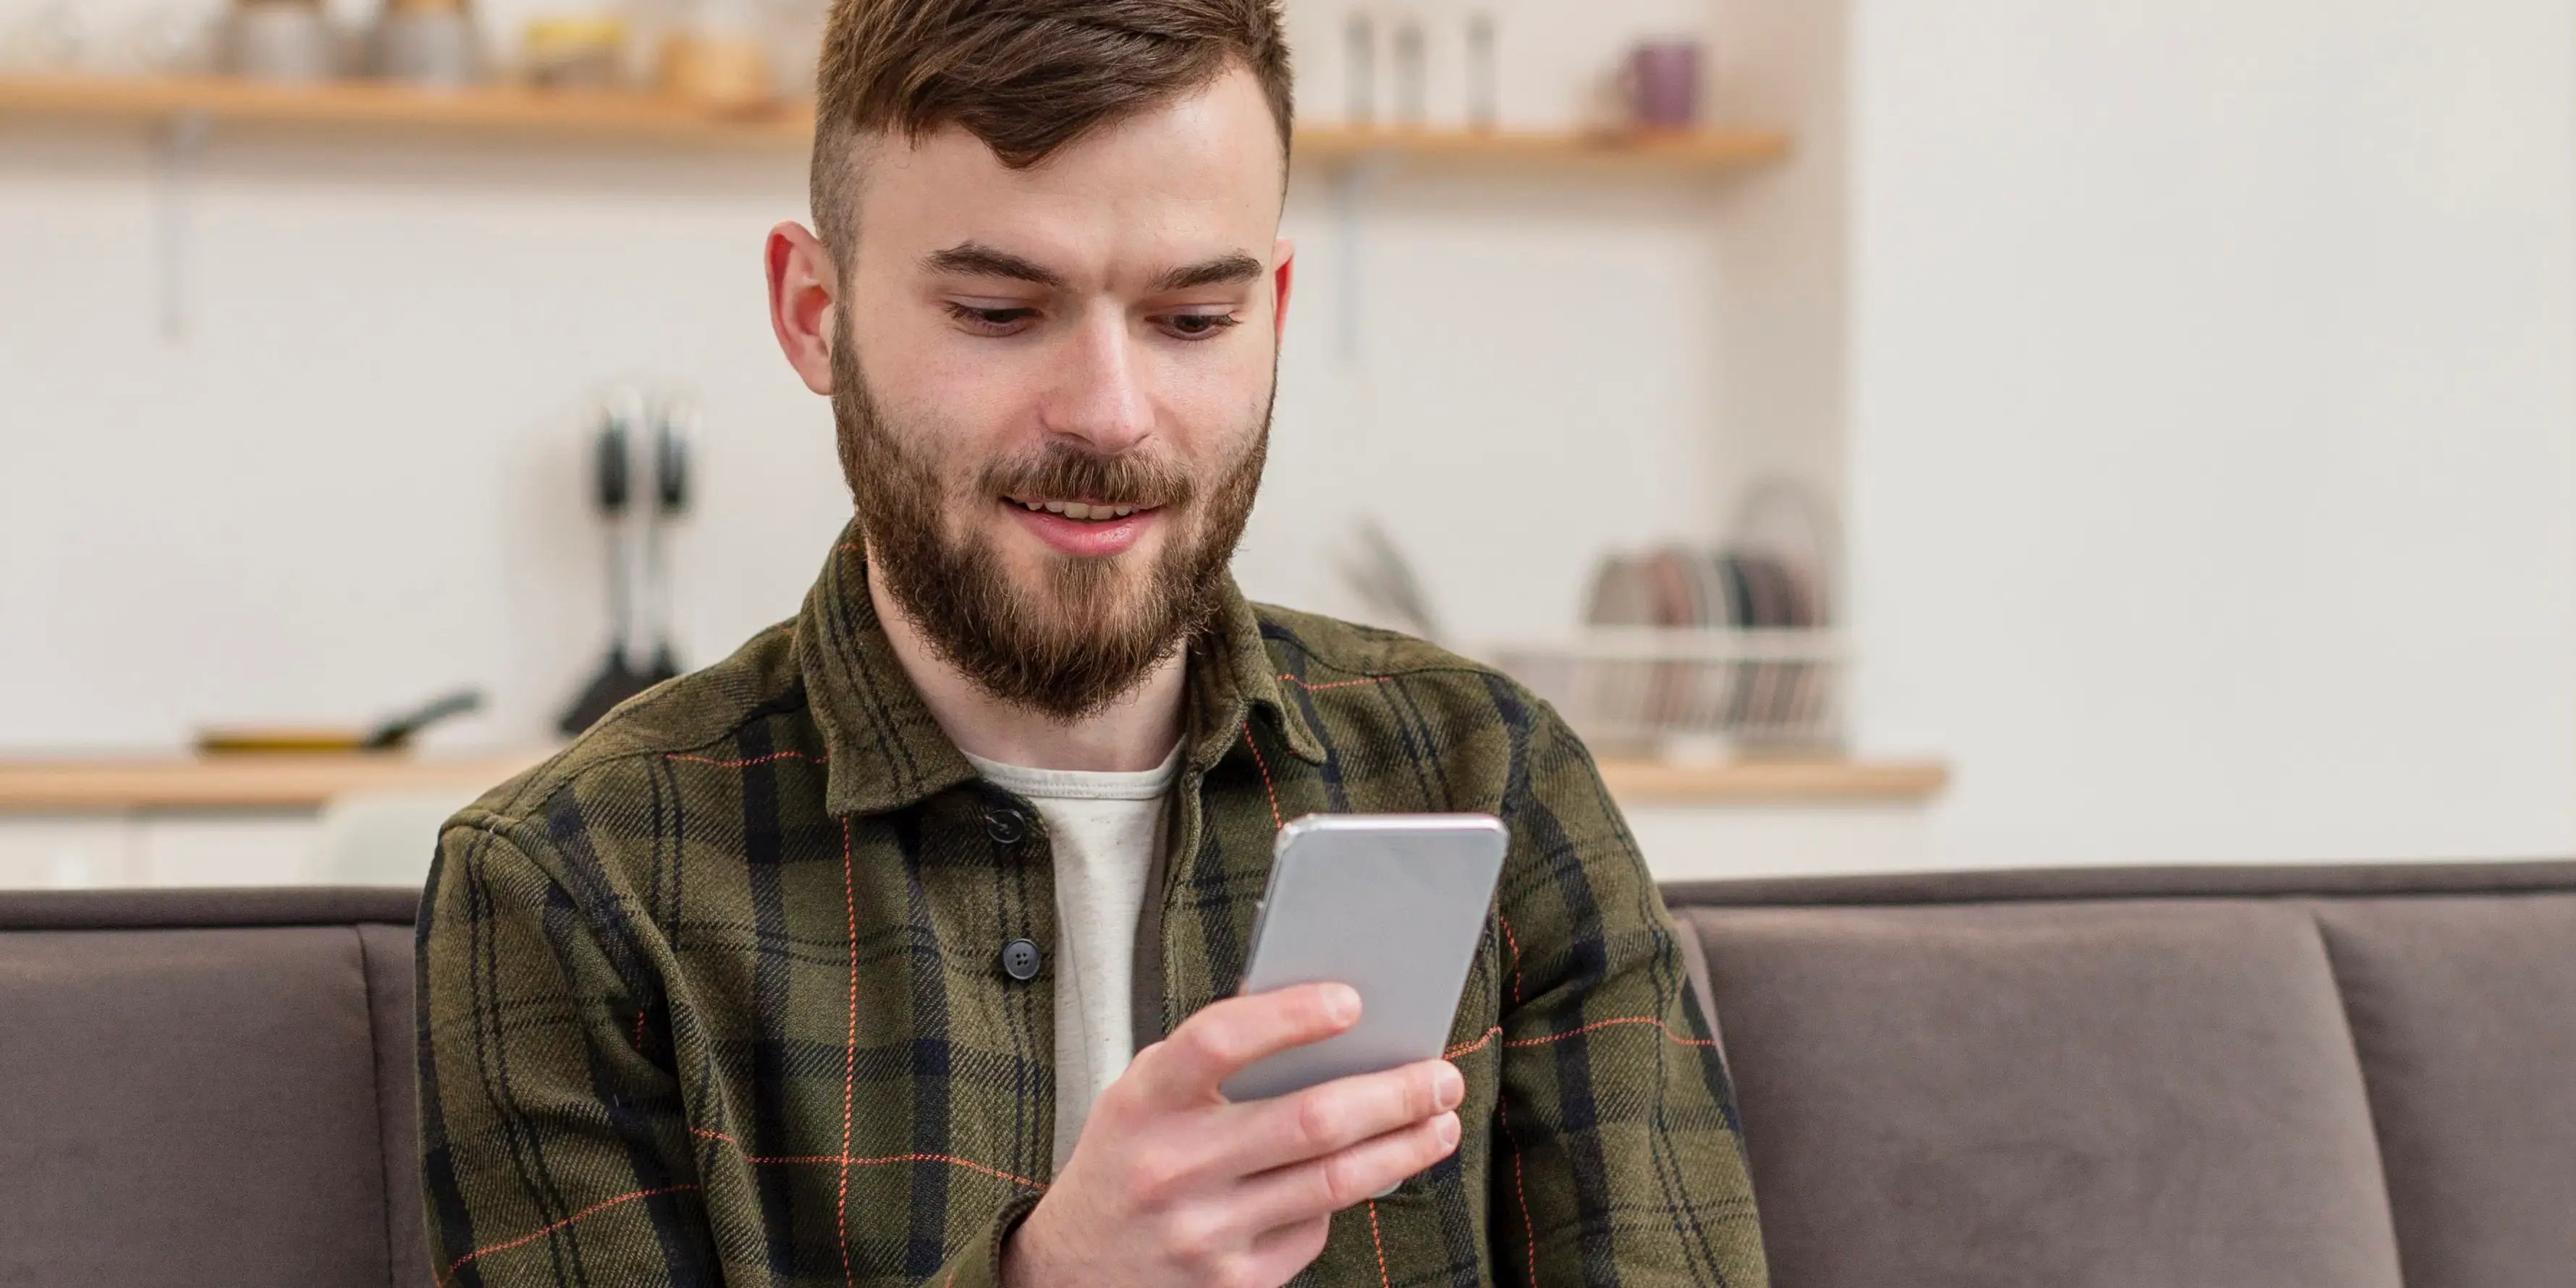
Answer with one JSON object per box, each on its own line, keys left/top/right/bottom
{"left": 1001, "top": 939, "right": 1043, "bottom": 981}
{"left": 984, "top": 808, "right": 1026, "bottom": 845}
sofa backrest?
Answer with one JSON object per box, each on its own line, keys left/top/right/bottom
{"left": 0, "top": 889, "right": 427, "bottom": 1287}
{"left": 4, "top": 863, "right": 2571, "bottom": 1287}
{"left": 1663, "top": 863, "right": 2576, "bottom": 1288}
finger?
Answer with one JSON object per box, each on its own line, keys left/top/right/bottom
{"left": 1234, "top": 1111, "right": 1464, "bottom": 1229}
{"left": 1227, "top": 1058, "right": 1464, "bottom": 1175}
{"left": 1130, "top": 983, "right": 1361, "bottom": 1106}
{"left": 1245, "top": 1215, "right": 1333, "bottom": 1287}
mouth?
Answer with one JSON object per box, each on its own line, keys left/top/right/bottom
{"left": 998, "top": 493, "right": 1164, "bottom": 558}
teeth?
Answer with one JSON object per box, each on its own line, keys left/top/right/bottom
{"left": 1018, "top": 498, "right": 1140, "bottom": 521}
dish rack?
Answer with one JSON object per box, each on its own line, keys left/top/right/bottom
{"left": 1335, "top": 479, "right": 1847, "bottom": 756}
{"left": 1490, "top": 627, "right": 1849, "bottom": 758}
{"left": 1492, "top": 478, "right": 1846, "bottom": 758}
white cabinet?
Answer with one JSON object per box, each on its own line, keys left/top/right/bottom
{"left": 0, "top": 814, "right": 317, "bottom": 889}
{"left": 1624, "top": 802, "right": 1935, "bottom": 881}
{"left": 136, "top": 813, "right": 321, "bottom": 886}
{"left": 0, "top": 818, "right": 141, "bottom": 889}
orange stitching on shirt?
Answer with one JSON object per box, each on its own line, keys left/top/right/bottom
{"left": 1496, "top": 912, "right": 1524, "bottom": 1006}
{"left": 1508, "top": 1015, "right": 1717, "bottom": 1048}
{"left": 1443, "top": 1015, "right": 1716, "bottom": 1060}
{"left": 1243, "top": 722, "right": 1283, "bottom": 829}
{"left": 837, "top": 815, "right": 861, "bottom": 1288}
{"left": 436, "top": 1184, "right": 700, "bottom": 1284}
{"left": 1367, "top": 1198, "right": 1392, "bottom": 1287}
{"left": 633, "top": 1007, "right": 649, "bottom": 1051}
{"left": 666, "top": 750, "right": 827, "bottom": 768}
{"left": 689, "top": 1127, "right": 1051, "bottom": 1190}
{"left": 1445, "top": 1027, "right": 1503, "bottom": 1059}
{"left": 1277, "top": 672, "right": 1395, "bottom": 692}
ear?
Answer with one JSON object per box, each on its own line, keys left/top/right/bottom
{"left": 1270, "top": 236, "right": 1296, "bottom": 342}
{"left": 767, "top": 221, "right": 839, "bottom": 395}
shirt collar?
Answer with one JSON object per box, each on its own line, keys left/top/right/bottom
{"left": 793, "top": 522, "right": 1325, "bottom": 819}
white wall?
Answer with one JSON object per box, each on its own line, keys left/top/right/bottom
{"left": 1844, "top": 0, "right": 2576, "bottom": 864}
{"left": 1, "top": 0, "right": 1752, "bottom": 753}
{"left": 10, "top": 0, "right": 2573, "bottom": 873}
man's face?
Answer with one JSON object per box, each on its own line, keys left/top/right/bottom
{"left": 827, "top": 67, "right": 1291, "bottom": 721}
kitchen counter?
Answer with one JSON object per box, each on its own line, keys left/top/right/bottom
{"left": 0, "top": 752, "right": 1950, "bottom": 887}
{"left": 0, "top": 752, "right": 1944, "bottom": 813}
{"left": 0, "top": 753, "right": 547, "bottom": 813}
{"left": 1597, "top": 758, "right": 1947, "bottom": 805}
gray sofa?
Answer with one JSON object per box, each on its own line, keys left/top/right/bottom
{"left": 4, "top": 862, "right": 2571, "bottom": 1287}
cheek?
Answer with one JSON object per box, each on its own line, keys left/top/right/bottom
{"left": 1154, "top": 345, "right": 1274, "bottom": 449}
{"left": 843, "top": 285, "right": 1024, "bottom": 459}
{"left": 879, "top": 362, "right": 1030, "bottom": 491}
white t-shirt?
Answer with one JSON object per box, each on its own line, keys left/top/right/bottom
{"left": 963, "top": 744, "right": 1183, "bottom": 1174}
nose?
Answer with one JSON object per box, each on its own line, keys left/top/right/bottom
{"left": 1041, "top": 309, "right": 1152, "bottom": 456}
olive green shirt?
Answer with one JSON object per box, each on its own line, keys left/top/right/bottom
{"left": 417, "top": 526, "right": 1768, "bottom": 1287}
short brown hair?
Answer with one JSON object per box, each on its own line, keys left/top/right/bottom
{"left": 810, "top": 0, "right": 1294, "bottom": 256}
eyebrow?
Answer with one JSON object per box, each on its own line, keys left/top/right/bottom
{"left": 922, "top": 242, "right": 1068, "bottom": 289}
{"left": 1152, "top": 252, "right": 1266, "bottom": 293}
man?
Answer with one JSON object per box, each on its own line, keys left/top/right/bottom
{"left": 415, "top": 0, "right": 1767, "bottom": 1284}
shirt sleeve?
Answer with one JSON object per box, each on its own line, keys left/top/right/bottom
{"left": 415, "top": 814, "right": 720, "bottom": 1286}
{"left": 415, "top": 810, "right": 1038, "bottom": 1288}
{"left": 1487, "top": 703, "right": 1771, "bottom": 1287}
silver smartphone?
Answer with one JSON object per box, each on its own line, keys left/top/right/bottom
{"left": 1219, "top": 813, "right": 1511, "bottom": 1103}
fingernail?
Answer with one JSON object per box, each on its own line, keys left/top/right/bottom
{"left": 1435, "top": 1064, "right": 1465, "bottom": 1110}
{"left": 1438, "top": 1112, "right": 1461, "bottom": 1148}
{"left": 1325, "top": 984, "right": 1361, "bottom": 1024}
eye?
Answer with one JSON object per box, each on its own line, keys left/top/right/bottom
{"left": 945, "top": 302, "right": 1039, "bottom": 336}
{"left": 1160, "top": 311, "right": 1244, "bottom": 341}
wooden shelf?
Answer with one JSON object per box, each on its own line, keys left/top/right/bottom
{"left": 0, "top": 72, "right": 814, "bottom": 147}
{"left": 0, "top": 753, "right": 546, "bottom": 813}
{"left": 0, "top": 751, "right": 1938, "bottom": 813}
{"left": 0, "top": 73, "right": 1789, "bottom": 171}
{"left": 1595, "top": 758, "right": 1950, "bottom": 806}
{"left": 1295, "top": 124, "right": 1789, "bottom": 171}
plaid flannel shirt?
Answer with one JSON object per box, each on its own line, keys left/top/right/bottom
{"left": 417, "top": 525, "right": 1768, "bottom": 1287}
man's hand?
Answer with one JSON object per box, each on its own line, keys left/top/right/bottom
{"left": 1001, "top": 982, "right": 1464, "bottom": 1288}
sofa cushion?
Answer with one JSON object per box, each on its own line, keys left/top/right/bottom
{"left": 2318, "top": 894, "right": 2576, "bottom": 1288}
{"left": 0, "top": 925, "right": 392, "bottom": 1287}
{"left": 1683, "top": 899, "right": 2404, "bottom": 1288}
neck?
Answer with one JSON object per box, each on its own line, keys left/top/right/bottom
{"left": 866, "top": 561, "right": 1188, "bottom": 773}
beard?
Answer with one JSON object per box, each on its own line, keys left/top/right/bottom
{"left": 831, "top": 326, "right": 1271, "bottom": 722}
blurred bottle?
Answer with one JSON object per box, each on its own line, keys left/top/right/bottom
{"left": 219, "top": 0, "right": 339, "bottom": 83}
{"left": 656, "top": 0, "right": 775, "bottom": 108}
{"left": 1343, "top": 11, "right": 1377, "bottom": 126}
{"left": 522, "top": 12, "right": 629, "bottom": 89}
{"left": 372, "top": 0, "right": 483, "bottom": 88}
{"left": 1464, "top": 11, "right": 1497, "bottom": 130}
{"left": 1389, "top": 15, "right": 1425, "bottom": 126}
{"left": 759, "top": 0, "right": 827, "bottom": 100}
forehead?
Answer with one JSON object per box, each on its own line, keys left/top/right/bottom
{"left": 843, "top": 67, "right": 1286, "bottom": 283}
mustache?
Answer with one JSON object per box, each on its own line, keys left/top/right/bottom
{"left": 979, "top": 441, "right": 1195, "bottom": 511}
